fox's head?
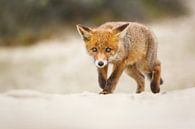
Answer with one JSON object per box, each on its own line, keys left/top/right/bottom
{"left": 77, "top": 23, "right": 129, "bottom": 68}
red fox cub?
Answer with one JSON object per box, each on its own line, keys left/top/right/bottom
{"left": 77, "top": 22, "right": 163, "bottom": 94}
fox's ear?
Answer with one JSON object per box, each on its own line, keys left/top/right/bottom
{"left": 113, "top": 23, "right": 129, "bottom": 37}
{"left": 76, "top": 24, "right": 92, "bottom": 41}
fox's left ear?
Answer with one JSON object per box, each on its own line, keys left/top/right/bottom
{"left": 76, "top": 24, "right": 92, "bottom": 41}
{"left": 113, "top": 23, "right": 129, "bottom": 37}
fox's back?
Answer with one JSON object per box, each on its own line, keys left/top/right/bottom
{"left": 98, "top": 21, "right": 150, "bottom": 34}
{"left": 98, "top": 22, "right": 154, "bottom": 50}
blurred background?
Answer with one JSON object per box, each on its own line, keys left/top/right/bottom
{"left": 0, "top": 0, "right": 194, "bottom": 94}
{"left": 0, "top": 0, "right": 187, "bottom": 46}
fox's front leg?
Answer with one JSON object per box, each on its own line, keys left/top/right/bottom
{"left": 100, "top": 61, "right": 126, "bottom": 94}
{"left": 97, "top": 65, "right": 108, "bottom": 89}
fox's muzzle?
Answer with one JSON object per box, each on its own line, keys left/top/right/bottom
{"left": 95, "top": 60, "right": 108, "bottom": 68}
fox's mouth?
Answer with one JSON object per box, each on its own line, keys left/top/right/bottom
{"left": 95, "top": 60, "right": 108, "bottom": 68}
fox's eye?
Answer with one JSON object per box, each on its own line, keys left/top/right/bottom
{"left": 105, "top": 47, "right": 112, "bottom": 53}
{"left": 91, "top": 47, "right": 98, "bottom": 52}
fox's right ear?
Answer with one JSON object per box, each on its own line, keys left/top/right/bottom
{"left": 76, "top": 24, "right": 92, "bottom": 41}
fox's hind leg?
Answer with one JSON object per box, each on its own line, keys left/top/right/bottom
{"left": 150, "top": 59, "right": 162, "bottom": 93}
{"left": 126, "top": 64, "right": 145, "bottom": 93}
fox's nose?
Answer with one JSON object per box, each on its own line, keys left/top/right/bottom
{"left": 98, "top": 61, "right": 104, "bottom": 67}
{"left": 95, "top": 60, "right": 107, "bottom": 68}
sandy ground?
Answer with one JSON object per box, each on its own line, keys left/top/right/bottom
{"left": 0, "top": 0, "right": 195, "bottom": 129}
{"left": 0, "top": 88, "right": 194, "bottom": 129}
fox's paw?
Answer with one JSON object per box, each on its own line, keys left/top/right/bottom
{"left": 150, "top": 81, "right": 160, "bottom": 94}
{"left": 99, "top": 90, "right": 112, "bottom": 95}
{"left": 136, "top": 86, "right": 145, "bottom": 94}
{"left": 136, "top": 89, "right": 144, "bottom": 94}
